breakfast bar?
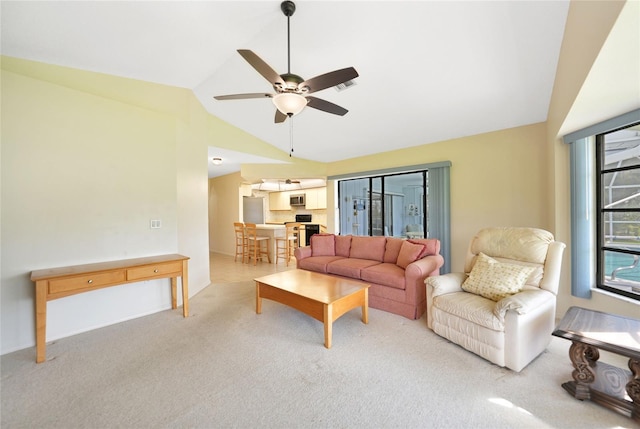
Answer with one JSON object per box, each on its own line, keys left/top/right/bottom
{"left": 254, "top": 224, "right": 286, "bottom": 263}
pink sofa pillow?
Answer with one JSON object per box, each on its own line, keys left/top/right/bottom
{"left": 311, "top": 234, "right": 335, "bottom": 256}
{"left": 335, "top": 235, "right": 352, "bottom": 257}
{"left": 383, "top": 237, "right": 404, "bottom": 263}
{"left": 408, "top": 238, "right": 440, "bottom": 258}
{"left": 350, "top": 236, "right": 386, "bottom": 262}
{"left": 396, "top": 241, "right": 426, "bottom": 268}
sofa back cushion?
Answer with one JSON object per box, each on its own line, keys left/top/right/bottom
{"left": 383, "top": 237, "right": 405, "bottom": 263}
{"left": 311, "top": 234, "right": 335, "bottom": 256}
{"left": 335, "top": 235, "right": 352, "bottom": 257}
{"left": 350, "top": 236, "right": 386, "bottom": 262}
{"left": 396, "top": 240, "right": 426, "bottom": 269}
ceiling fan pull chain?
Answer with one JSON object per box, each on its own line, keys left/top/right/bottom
{"left": 289, "top": 116, "right": 294, "bottom": 157}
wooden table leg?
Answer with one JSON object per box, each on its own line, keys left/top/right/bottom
{"left": 628, "top": 358, "right": 640, "bottom": 421}
{"left": 171, "top": 277, "right": 177, "bottom": 310}
{"left": 181, "top": 260, "right": 189, "bottom": 317}
{"left": 567, "top": 341, "right": 598, "bottom": 400}
{"left": 35, "top": 281, "right": 47, "bottom": 363}
{"left": 362, "top": 289, "right": 369, "bottom": 324}
{"left": 256, "top": 283, "right": 262, "bottom": 314}
{"left": 324, "top": 304, "right": 333, "bottom": 349}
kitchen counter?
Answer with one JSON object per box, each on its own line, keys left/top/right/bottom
{"left": 254, "top": 224, "right": 285, "bottom": 263}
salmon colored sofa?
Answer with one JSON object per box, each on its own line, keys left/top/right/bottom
{"left": 294, "top": 234, "right": 444, "bottom": 319}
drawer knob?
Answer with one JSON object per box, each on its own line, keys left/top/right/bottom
{"left": 153, "top": 269, "right": 159, "bottom": 273}
{"left": 87, "top": 279, "right": 93, "bottom": 284}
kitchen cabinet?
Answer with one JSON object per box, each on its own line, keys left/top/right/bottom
{"left": 269, "top": 191, "right": 291, "bottom": 210}
{"left": 305, "top": 187, "right": 327, "bottom": 210}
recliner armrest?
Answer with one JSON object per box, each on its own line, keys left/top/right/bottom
{"left": 425, "top": 272, "right": 466, "bottom": 297}
{"left": 493, "top": 289, "right": 554, "bottom": 322}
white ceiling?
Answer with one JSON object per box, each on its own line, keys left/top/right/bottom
{"left": 1, "top": 1, "right": 575, "bottom": 177}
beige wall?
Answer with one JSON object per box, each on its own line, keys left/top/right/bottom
{"left": 208, "top": 172, "right": 244, "bottom": 255}
{"left": 0, "top": 62, "right": 213, "bottom": 354}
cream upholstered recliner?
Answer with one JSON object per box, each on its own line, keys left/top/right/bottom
{"left": 426, "top": 227, "right": 565, "bottom": 372}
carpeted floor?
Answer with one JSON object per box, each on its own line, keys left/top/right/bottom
{"left": 1, "top": 280, "right": 636, "bottom": 429}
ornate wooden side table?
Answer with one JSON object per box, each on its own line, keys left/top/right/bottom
{"left": 552, "top": 306, "right": 639, "bottom": 422}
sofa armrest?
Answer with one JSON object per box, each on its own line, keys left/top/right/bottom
{"left": 425, "top": 272, "right": 466, "bottom": 297}
{"left": 405, "top": 254, "right": 444, "bottom": 279}
{"left": 493, "top": 289, "right": 554, "bottom": 322}
{"left": 294, "top": 246, "right": 312, "bottom": 261}
{"left": 400, "top": 255, "right": 444, "bottom": 318}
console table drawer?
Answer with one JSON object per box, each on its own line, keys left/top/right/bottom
{"left": 127, "top": 261, "right": 183, "bottom": 281}
{"left": 49, "top": 270, "right": 126, "bottom": 295}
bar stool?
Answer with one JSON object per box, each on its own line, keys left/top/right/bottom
{"left": 233, "top": 222, "right": 247, "bottom": 263}
{"left": 244, "top": 223, "right": 271, "bottom": 265}
{"left": 275, "top": 222, "right": 301, "bottom": 266}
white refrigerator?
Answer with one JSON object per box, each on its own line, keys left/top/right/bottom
{"left": 243, "top": 197, "right": 264, "bottom": 224}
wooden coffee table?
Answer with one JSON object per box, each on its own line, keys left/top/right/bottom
{"left": 255, "top": 270, "right": 369, "bottom": 348}
{"left": 552, "top": 306, "right": 640, "bottom": 422}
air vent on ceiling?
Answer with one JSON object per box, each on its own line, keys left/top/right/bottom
{"left": 334, "top": 80, "right": 357, "bottom": 92}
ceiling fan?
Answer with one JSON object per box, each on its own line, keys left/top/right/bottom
{"left": 214, "top": 1, "right": 359, "bottom": 123}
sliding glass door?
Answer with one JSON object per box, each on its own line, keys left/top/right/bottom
{"left": 338, "top": 171, "right": 426, "bottom": 238}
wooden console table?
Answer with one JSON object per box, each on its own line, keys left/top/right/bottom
{"left": 552, "top": 306, "right": 640, "bottom": 422}
{"left": 30, "top": 254, "right": 189, "bottom": 363}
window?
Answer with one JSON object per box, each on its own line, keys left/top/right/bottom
{"left": 331, "top": 162, "right": 451, "bottom": 273}
{"left": 566, "top": 109, "right": 640, "bottom": 300}
{"left": 338, "top": 172, "right": 425, "bottom": 238}
{"left": 596, "top": 123, "right": 640, "bottom": 300}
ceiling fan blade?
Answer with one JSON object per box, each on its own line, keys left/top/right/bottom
{"left": 214, "top": 93, "right": 273, "bottom": 100}
{"left": 237, "top": 49, "right": 285, "bottom": 87}
{"left": 298, "top": 67, "right": 359, "bottom": 94}
{"left": 275, "top": 109, "right": 288, "bottom": 123}
{"left": 306, "top": 96, "right": 348, "bottom": 116}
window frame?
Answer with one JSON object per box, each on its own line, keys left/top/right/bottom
{"left": 595, "top": 124, "right": 640, "bottom": 301}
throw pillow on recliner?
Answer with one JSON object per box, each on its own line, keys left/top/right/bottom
{"left": 462, "top": 252, "right": 535, "bottom": 301}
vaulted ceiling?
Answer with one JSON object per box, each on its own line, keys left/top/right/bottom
{"left": 1, "top": 0, "right": 614, "bottom": 179}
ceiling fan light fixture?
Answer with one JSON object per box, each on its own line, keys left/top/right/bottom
{"left": 272, "top": 93, "right": 307, "bottom": 116}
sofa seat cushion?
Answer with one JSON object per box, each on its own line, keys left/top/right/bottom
{"left": 327, "top": 258, "right": 381, "bottom": 279}
{"left": 298, "top": 256, "right": 344, "bottom": 273}
{"left": 433, "top": 291, "right": 504, "bottom": 331}
{"left": 361, "top": 263, "right": 405, "bottom": 289}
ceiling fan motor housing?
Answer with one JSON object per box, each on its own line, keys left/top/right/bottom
{"left": 278, "top": 73, "right": 305, "bottom": 92}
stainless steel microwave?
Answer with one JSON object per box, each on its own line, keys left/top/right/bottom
{"left": 290, "top": 194, "right": 305, "bottom": 206}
